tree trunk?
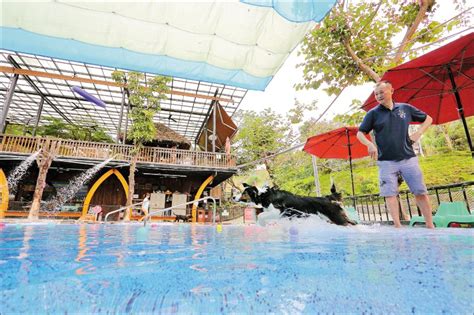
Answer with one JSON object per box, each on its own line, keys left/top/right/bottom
{"left": 342, "top": 39, "right": 381, "bottom": 82}
{"left": 438, "top": 125, "right": 454, "bottom": 150}
{"left": 226, "top": 177, "right": 241, "bottom": 192}
{"left": 124, "top": 153, "right": 137, "bottom": 221}
{"left": 264, "top": 159, "right": 275, "bottom": 185}
{"left": 391, "top": 0, "right": 434, "bottom": 65}
{"left": 28, "top": 139, "right": 60, "bottom": 220}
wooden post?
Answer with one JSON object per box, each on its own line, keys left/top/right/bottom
{"left": 28, "top": 138, "right": 61, "bottom": 220}
{"left": 124, "top": 153, "right": 138, "bottom": 221}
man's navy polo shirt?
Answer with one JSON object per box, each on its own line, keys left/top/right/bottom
{"left": 359, "top": 103, "right": 427, "bottom": 161}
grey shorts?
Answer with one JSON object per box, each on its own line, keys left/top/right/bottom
{"left": 377, "top": 157, "right": 428, "bottom": 197}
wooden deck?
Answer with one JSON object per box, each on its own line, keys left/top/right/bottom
{"left": 3, "top": 211, "right": 82, "bottom": 218}
{"left": 0, "top": 134, "right": 236, "bottom": 169}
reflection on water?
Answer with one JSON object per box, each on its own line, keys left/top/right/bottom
{"left": 17, "top": 225, "right": 33, "bottom": 285}
{"left": 0, "top": 222, "right": 472, "bottom": 314}
{"left": 75, "top": 225, "right": 92, "bottom": 275}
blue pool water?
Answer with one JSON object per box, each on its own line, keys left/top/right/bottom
{"left": 0, "top": 219, "right": 473, "bottom": 314}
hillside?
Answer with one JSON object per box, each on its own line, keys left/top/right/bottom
{"left": 234, "top": 151, "right": 473, "bottom": 197}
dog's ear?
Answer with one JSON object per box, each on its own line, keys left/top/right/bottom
{"left": 330, "top": 183, "right": 337, "bottom": 194}
{"left": 243, "top": 183, "right": 250, "bottom": 188}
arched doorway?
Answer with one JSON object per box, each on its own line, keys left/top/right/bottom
{"left": 82, "top": 169, "right": 128, "bottom": 220}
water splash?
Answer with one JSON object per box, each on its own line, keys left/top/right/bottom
{"left": 7, "top": 151, "right": 41, "bottom": 195}
{"left": 44, "top": 158, "right": 112, "bottom": 212}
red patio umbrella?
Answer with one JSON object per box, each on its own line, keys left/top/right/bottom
{"left": 362, "top": 32, "right": 474, "bottom": 156}
{"left": 303, "top": 127, "right": 371, "bottom": 199}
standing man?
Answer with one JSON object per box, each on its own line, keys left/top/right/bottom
{"left": 356, "top": 81, "right": 434, "bottom": 228}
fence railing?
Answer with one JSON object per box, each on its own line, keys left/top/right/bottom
{"left": 348, "top": 181, "right": 473, "bottom": 222}
{"left": 0, "top": 134, "right": 236, "bottom": 168}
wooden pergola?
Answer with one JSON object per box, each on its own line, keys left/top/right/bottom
{"left": 0, "top": 50, "right": 247, "bottom": 149}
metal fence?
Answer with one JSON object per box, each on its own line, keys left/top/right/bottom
{"left": 348, "top": 181, "right": 473, "bottom": 222}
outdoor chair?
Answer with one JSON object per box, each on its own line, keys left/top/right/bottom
{"left": 410, "top": 201, "right": 473, "bottom": 228}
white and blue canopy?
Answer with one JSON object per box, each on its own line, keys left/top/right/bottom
{"left": 1, "top": 0, "right": 336, "bottom": 90}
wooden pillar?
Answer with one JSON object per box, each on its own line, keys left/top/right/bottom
{"left": 28, "top": 138, "right": 61, "bottom": 220}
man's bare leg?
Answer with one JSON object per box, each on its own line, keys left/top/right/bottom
{"left": 386, "top": 196, "right": 402, "bottom": 228}
{"left": 415, "top": 194, "right": 434, "bottom": 229}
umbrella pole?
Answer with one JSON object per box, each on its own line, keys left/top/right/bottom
{"left": 346, "top": 129, "right": 356, "bottom": 208}
{"left": 311, "top": 156, "right": 322, "bottom": 197}
{"left": 447, "top": 66, "right": 474, "bottom": 158}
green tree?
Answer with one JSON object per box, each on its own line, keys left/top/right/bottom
{"left": 332, "top": 100, "right": 366, "bottom": 127}
{"left": 297, "top": 0, "right": 465, "bottom": 95}
{"left": 5, "top": 117, "right": 114, "bottom": 142}
{"left": 422, "top": 117, "right": 474, "bottom": 154}
{"left": 233, "top": 108, "right": 290, "bottom": 182}
{"left": 112, "top": 71, "right": 170, "bottom": 220}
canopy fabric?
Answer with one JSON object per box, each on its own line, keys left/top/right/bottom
{"left": 362, "top": 33, "right": 474, "bottom": 124}
{"left": 0, "top": 0, "right": 336, "bottom": 91}
{"left": 198, "top": 103, "right": 238, "bottom": 152}
{"left": 303, "top": 127, "right": 369, "bottom": 160}
{"left": 242, "top": 0, "right": 336, "bottom": 22}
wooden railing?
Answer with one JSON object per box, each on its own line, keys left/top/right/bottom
{"left": 0, "top": 134, "right": 237, "bottom": 169}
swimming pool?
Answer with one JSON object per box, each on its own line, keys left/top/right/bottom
{"left": 1, "top": 219, "right": 473, "bottom": 314}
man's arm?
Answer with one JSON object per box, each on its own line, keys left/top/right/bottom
{"left": 410, "top": 115, "right": 433, "bottom": 143}
{"left": 357, "top": 131, "right": 377, "bottom": 160}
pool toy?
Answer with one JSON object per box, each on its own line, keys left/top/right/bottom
{"left": 71, "top": 86, "right": 106, "bottom": 108}
{"left": 216, "top": 224, "right": 222, "bottom": 233}
{"left": 410, "top": 201, "right": 473, "bottom": 228}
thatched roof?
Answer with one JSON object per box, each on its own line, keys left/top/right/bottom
{"left": 120, "top": 122, "right": 191, "bottom": 149}
{"left": 147, "top": 122, "right": 191, "bottom": 150}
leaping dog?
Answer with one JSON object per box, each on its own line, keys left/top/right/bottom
{"left": 233, "top": 183, "right": 356, "bottom": 226}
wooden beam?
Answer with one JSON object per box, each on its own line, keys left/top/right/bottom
{"left": 0, "top": 66, "right": 235, "bottom": 103}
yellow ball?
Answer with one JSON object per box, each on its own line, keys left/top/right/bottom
{"left": 216, "top": 224, "right": 223, "bottom": 233}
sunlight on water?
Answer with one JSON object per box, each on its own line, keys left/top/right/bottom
{"left": 0, "top": 222, "right": 472, "bottom": 313}
{"left": 44, "top": 158, "right": 112, "bottom": 212}
{"left": 7, "top": 151, "right": 41, "bottom": 195}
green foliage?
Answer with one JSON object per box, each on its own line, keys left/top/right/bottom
{"left": 5, "top": 117, "right": 114, "bottom": 142}
{"left": 333, "top": 110, "right": 365, "bottom": 127}
{"left": 422, "top": 117, "right": 473, "bottom": 154}
{"left": 111, "top": 71, "right": 170, "bottom": 146}
{"left": 233, "top": 108, "right": 290, "bottom": 166}
{"left": 299, "top": 118, "right": 339, "bottom": 141}
{"left": 297, "top": 0, "right": 467, "bottom": 94}
{"left": 287, "top": 100, "right": 318, "bottom": 124}
{"left": 4, "top": 123, "right": 33, "bottom": 136}
{"left": 235, "top": 151, "right": 473, "bottom": 198}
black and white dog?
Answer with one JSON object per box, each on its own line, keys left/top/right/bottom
{"left": 233, "top": 183, "right": 356, "bottom": 226}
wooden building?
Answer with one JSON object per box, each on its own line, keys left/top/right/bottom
{"left": 0, "top": 51, "right": 244, "bottom": 222}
